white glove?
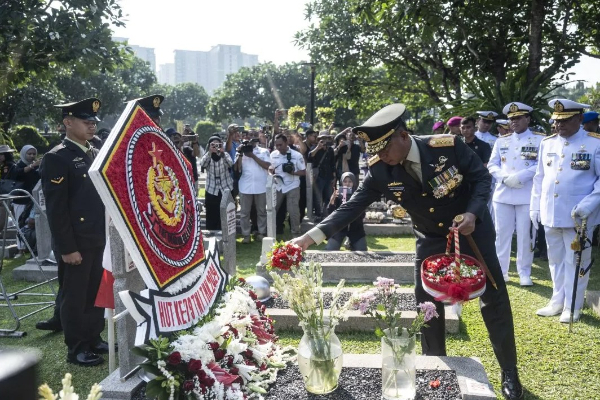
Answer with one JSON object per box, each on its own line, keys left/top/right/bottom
{"left": 530, "top": 210, "right": 540, "bottom": 228}
{"left": 503, "top": 174, "right": 523, "bottom": 189}
{"left": 571, "top": 205, "right": 590, "bottom": 219}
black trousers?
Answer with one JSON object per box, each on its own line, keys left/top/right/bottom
{"left": 414, "top": 211, "right": 518, "bottom": 370}
{"left": 58, "top": 246, "right": 105, "bottom": 355}
{"left": 205, "top": 191, "right": 222, "bottom": 230}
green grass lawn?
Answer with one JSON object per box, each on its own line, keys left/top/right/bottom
{"left": 1, "top": 237, "right": 599, "bottom": 399}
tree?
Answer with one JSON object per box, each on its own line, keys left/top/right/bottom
{"left": 579, "top": 83, "right": 600, "bottom": 111}
{"left": 194, "top": 121, "right": 221, "bottom": 147}
{"left": 11, "top": 125, "right": 48, "bottom": 152}
{"left": 157, "top": 83, "right": 210, "bottom": 129}
{"left": 0, "top": 0, "right": 127, "bottom": 129}
{"left": 207, "top": 62, "right": 320, "bottom": 123}
{"left": 296, "top": 0, "right": 600, "bottom": 117}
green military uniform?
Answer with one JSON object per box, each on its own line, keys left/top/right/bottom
{"left": 41, "top": 98, "right": 106, "bottom": 364}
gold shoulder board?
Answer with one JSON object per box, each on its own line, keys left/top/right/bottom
{"left": 532, "top": 131, "right": 545, "bottom": 136}
{"left": 428, "top": 134, "right": 455, "bottom": 147}
{"left": 542, "top": 133, "right": 557, "bottom": 141}
{"left": 588, "top": 132, "right": 600, "bottom": 139}
{"left": 368, "top": 155, "right": 380, "bottom": 166}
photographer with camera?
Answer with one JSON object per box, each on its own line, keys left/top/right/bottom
{"left": 269, "top": 133, "right": 306, "bottom": 236}
{"left": 234, "top": 136, "right": 271, "bottom": 243}
{"left": 308, "top": 131, "right": 336, "bottom": 221}
{"left": 199, "top": 136, "right": 234, "bottom": 230}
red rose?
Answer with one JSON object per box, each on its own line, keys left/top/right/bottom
{"left": 243, "top": 349, "right": 253, "bottom": 358}
{"left": 230, "top": 367, "right": 239, "bottom": 375}
{"left": 248, "top": 290, "right": 258, "bottom": 300}
{"left": 209, "top": 342, "right": 220, "bottom": 351}
{"left": 183, "top": 380, "right": 195, "bottom": 391}
{"left": 188, "top": 359, "right": 202, "bottom": 373}
{"left": 214, "top": 349, "right": 226, "bottom": 361}
{"left": 167, "top": 351, "right": 181, "bottom": 365}
{"left": 238, "top": 277, "right": 246, "bottom": 284}
{"left": 260, "top": 363, "right": 267, "bottom": 371}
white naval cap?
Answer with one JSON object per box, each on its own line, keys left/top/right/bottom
{"left": 476, "top": 111, "right": 498, "bottom": 121}
{"left": 548, "top": 99, "right": 591, "bottom": 120}
{"left": 502, "top": 102, "right": 533, "bottom": 118}
{"left": 496, "top": 119, "right": 509, "bottom": 127}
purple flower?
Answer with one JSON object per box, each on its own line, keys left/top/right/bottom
{"left": 356, "top": 290, "right": 376, "bottom": 314}
{"left": 374, "top": 277, "right": 394, "bottom": 288}
{"left": 419, "top": 302, "right": 439, "bottom": 322}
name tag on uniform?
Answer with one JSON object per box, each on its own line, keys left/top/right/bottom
{"left": 500, "top": 147, "right": 509, "bottom": 154}
{"left": 74, "top": 161, "right": 86, "bottom": 169}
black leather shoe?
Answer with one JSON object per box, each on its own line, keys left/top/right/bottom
{"left": 91, "top": 341, "right": 116, "bottom": 354}
{"left": 501, "top": 369, "right": 524, "bottom": 400}
{"left": 35, "top": 318, "right": 62, "bottom": 332}
{"left": 67, "top": 351, "right": 104, "bottom": 367}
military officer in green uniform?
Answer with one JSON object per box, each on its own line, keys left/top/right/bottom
{"left": 293, "top": 104, "right": 524, "bottom": 400}
{"left": 41, "top": 98, "right": 107, "bottom": 366}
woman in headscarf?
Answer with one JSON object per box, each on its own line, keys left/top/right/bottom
{"left": 13, "top": 145, "right": 41, "bottom": 256}
{"left": 325, "top": 172, "right": 366, "bottom": 251}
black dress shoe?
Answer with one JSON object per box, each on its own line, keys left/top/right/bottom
{"left": 91, "top": 341, "right": 117, "bottom": 354}
{"left": 35, "top": 318, "right": 62, "bottom": 332}
{"left": 501, "top": 369, "right": 524, "bottom": 400}
{"left": 67, "top": 351, "right": 104, "bottom": 367}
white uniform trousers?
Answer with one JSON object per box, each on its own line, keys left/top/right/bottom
{"left": 493, "top": 202, "right": 534, "bottom": 278}
{"left": 544, "top": 225, "right": 593, "bottom": 312}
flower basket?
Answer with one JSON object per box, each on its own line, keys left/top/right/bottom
{"left": 421, "top": 227, "right": 486, "bottom": 304}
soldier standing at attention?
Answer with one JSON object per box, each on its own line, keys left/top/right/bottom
{"left": 475, "top": 111, "right": 499, "bottom": 222}
{"left": 292, "top": 104, "right": 524, "bottom": 400}
{"left": 41, "top": 98, "right": 107, "bottom": 366}
{"left": 531, "top": 99, "right": 600, "bottom": 323}
{"left": 488, "top": 102, "right": 544, "bottom": 286}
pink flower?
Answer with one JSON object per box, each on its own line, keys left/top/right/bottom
{"left": 418, "top": 302, "right": 439, "bottom": 322}
{"left": 374, "top": 277, "right": 394, "bottom": 288}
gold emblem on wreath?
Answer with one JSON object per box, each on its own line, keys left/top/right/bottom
{"left": 153, "top": 97, "right": 161, "bottom": 108}
{"left": 147, "top": 142, "right": 184, "bottom": 227}
{"left": 357, "top": 131, "right": 370, "bottom": 142}
{"left": 509, "top": 103, "right": 519, "bottom": 113}
{"left": 554, "top": 101, "right": 564, "bottom": 112}
{"left": 92, "top": 100, "right": 100, "bottom": 113}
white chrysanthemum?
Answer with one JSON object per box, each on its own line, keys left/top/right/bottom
{"left": 226, "top": 338, "right": 248, "bottom": 361}
{"left": 171, "top": 334, "right": 214, "bottom": 364}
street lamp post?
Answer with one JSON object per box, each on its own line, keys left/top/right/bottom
{"left": 300, "top": 62, "right": 317, "bottom": 126}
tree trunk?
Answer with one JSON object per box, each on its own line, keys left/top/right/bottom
{"left": 527, "top": 0, "right": 546, "bottom": 82}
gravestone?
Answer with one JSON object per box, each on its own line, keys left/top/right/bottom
{"left": 32, "top": 182, "right": 51, "bottom": 261}
{"left": 305, "top": 162, "right": 313, "bottom": 222}
{"left": 265, "top": 174, "right": 277, "bottom": 239}
{"left": 219, "top": 189, "right": 236, "bottom": 276}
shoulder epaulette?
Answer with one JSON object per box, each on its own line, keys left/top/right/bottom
{"left": 368, "top": 155, "right": 380, "bottom": 167}
{"left": 428, "top": 134, "right": 455, "bottom": 148}
{"left": 500, "top": 132, "right": 513, "bottom": 137}
{"left": 532, "top": 131, "right": 546, "bottom": 136}
{"left": 588, "top": 132, "right": 600, "bottom": 139}
{"left": 542, "top": 133, "right": 557, "bottom": 141}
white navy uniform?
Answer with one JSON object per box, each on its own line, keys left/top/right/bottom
{"left": 531, "top": 127, "right": 600, "bottom": 312}
{"left": 475, "top": 131, "right": 498, "bottom": 148}
{"left": 489, "top": 128, "right": 544, "bottom": 279}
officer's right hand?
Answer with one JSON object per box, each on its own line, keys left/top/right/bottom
{"left": 290, "top": 234, "right": 315, "bottom": 251}
{"left": 62, "top": 251, "right": 82, "bottom": 265}
{"left": 530, "top": 210, "right": 540, "bottom": 227}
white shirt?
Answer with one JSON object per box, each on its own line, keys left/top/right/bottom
{"left": 488, "top": 129, "right": 544, "bottom": 205}
{"left": 238, "top": 146, "right": 270, "bottom": 194}
{"left": 531, "top": 128, "right": 600, "bottom": 228}
{"left": 270, "top": 148, "right": 306, "bottom": 193}
{"left": 475, "top": 131, "right": 498, "bottom": 148}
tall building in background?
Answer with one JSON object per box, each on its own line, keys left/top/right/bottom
{"left": 113, "top": 37, "right": 156, "bottom": 73}
{"left": 158, "top": 63, "right": 176, "bottom": 85}
{"left": 173, "top": 45, "right": 258, "bottom": 93}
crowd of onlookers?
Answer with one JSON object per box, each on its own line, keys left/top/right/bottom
{"left": 201, "top": 122, "right": 369, "bottom": 249}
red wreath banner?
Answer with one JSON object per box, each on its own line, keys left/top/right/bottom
{"left": 94, "top": 105, "right": 205, "bottom": 290}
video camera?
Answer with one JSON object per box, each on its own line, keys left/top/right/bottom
{"left": 281, "top": 152, "right": 295, "bottom": 174}
{"left": 238, "top": 139, "right": 259, "bottom": 154}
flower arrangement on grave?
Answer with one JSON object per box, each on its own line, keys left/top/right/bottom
{"left": 267, "top": 242, "right": 354, "bottom": 394}
{"left": 132, "top": 277, "right": 294, "bottom": 400}
{"left": 353, "top": 277, "right": 439, "bottom": 400}
{"left": 421, "top": 226, "right": 486, "bottom": 304}
{"left": 39, "top": 373, "right": 102, "bottom": 400}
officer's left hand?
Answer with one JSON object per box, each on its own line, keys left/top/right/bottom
{"left": 571, "top": 205, "right": 590, "bottom": 220}
{"left": 452, "top": 212, "right": 476, "bottom": 235}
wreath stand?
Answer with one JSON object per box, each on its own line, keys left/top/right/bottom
{"left": 0, "top": 190, "right": 57, "bottom": 337}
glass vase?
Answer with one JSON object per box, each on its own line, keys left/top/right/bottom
{"left": 297, "top": 324, "right": 343, "bottom": 394}
{"left": 381, "top": 327, "right": 416, "bottom": 400}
